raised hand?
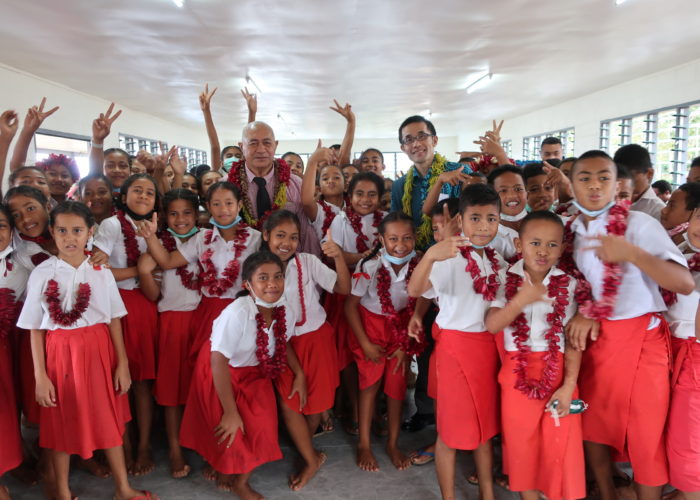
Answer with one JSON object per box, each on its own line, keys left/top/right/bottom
{"left": 23, "top": 97, "right": 60, "bottom": 133}
{"left": 199, "top": 83, "right": 218, "bottom": 112}
{"left": 426, "top": 235, "right": 470, "bottom": 262}
{"left": 241, "top": 87, "right": 257, "bottom": 115}
{"left": 473, "top": 133, "right": 505, "bottom": 157}
{"left": 321, "top": 229, "right": 343, "bottom": 259}
{"left": 136, "top": 213, "right": 158, "bottom": 240}
{"left": 329, "top": 99, "right": 354, "bottom": 123}
{"left": 136, "top": 149, "right": 156, "bottom": 175}
{"left": 437, "top": 203, "right": 460, "bottom": 242}
{"left": 438, "top": 169, "right": 472, "bottom": 187}
{"left": 168, "top": 146, "right": 187, "bottom": 176}
{"left": 92, "top": 102, "right": 122, "bottom": 142}
{"left": 309, "top": 139, "right": 337, "bottom": 167}
{"left": 0, "top": 110, "right": 18, "bottom": 142}
{"left": 491, "top": 119, "right": 504, "bottom": 141}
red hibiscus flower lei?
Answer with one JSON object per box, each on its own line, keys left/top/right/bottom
{"left": 688, "top": 251, "right": 700, "bottom": 272}
{"left": 159, "top": 230, "right": 200, "bottom": 291}
{"left": 319, "top": 200, "right": 338, "bottom": 236}
{"left": 255, "top": 305, "right": 288, "bottom": 378}
{"left": 2, "top": 254, "right": 12, "bottom": 277}
{"left": 199, "top": 226, "right": 249, "bottom": 296}
{"left": 0, "top": 288, "right": 22, "bottom": 340}
{"left": 459, "top": 246, "right": 501, "bottom": 301}
{"left": 31, "top": 252, "right": 51, "bottom": 267}
{"left": 116, "top": 211, "right": 142, "bottom": 267}
{"left": 345, "top": 206, "right": 383, "bottom": 253}
{"left": 228, "top": 159, "right": 291, "bottom": 230}
{"left": 505, "top": 271, "right": 570, "bottom": 399}
{"left": 375, "top": 257, "right": 424, "bottom": 356}
{"left": 293, "top": 255, "right": 307, "bottom": 327}
{"left": 44, "top": 279, "right": 91, "bottom": 327}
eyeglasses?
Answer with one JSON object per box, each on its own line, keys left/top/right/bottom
{"left": 401, "top": 133, "right": 434, "bottom": 145}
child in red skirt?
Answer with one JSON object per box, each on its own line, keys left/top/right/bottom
{"left": 93, "top": 173, "right": 160, "bottom": 475}
{"left": 0, "top": 203, "right": 27, "bottom": 499}
{"left": 345, "top": 211, "right": 422, "bottom": 472}
{"left": 665, "top": 204, "right": 700, "bottom": 499}
{"left": 408, "top": 183, "right": 506, "bottom": 500}
{"left": 18, "top": 201, "right": 157, "bottom": 500}
{"left": 326, "top": 171, "right": 387, "bottom": 435}
{"left": 486, "top": 211, "right": 585, "bottom": 500}
{"left": 564, "top": 151, "right": 694, "bottom": 500}
{"left": 137, "top": 188, "right": 201, "bottom": 479}
{"left": 261, "top": 210, "right": 350, "bottom": 490}
{"left": 180, "top": 251, "right": 303, "bottom": 500}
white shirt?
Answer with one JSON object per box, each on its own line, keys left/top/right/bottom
{"left": 210, "top": 295, "right": 296, "bottom": 367}
{"left": 284, "top": 253, "right": 336, "bottom": 335}
{"left": 425, "top": 249, "right": 507, "bottom": 332}
{"left": 93, "top": 214, "right": 147, "bottom": 290}
{"left": 179, "top": 226, "right": 262, "bottom": 299}
{"left": 492, "top": 260, "right": 578, "bottom": 352}
{"left": 665, "top": 249, "right": 700, "bottom": 340}
{"left": 12, "top": 232, "right": 52, "bottom": 271}
{"left": 631, "top": 186, "right": 665, "bottom": 221}
{"left": 18, "top": 256, "right": 127, "bottom": 331}
{"left": 489, "top": 224, "right": 518, "bottom": 260}
{"left": 352, "top": 252, "right": 413, "bottom": 316}
{"left": 0, "top": 244, "right": 30, "bottom": 301}
{"left": 157, "top": 234, "right": 202, "bottom": 313}
{"left": 572, "top": 210, "right": 687, "bottom": 320}
{"left": 311, "top": 201, "right": 342, "bottom": 242}
{"left": 327, "top": 210, "right": 387, "bottom": 254}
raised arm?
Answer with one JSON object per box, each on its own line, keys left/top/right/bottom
{"left": 199, "top": 84, "right": 222, "bottom": 171}
{"left": 10, "top": 98, "right": 60, "bottom": 171}
{"left": 407, "top": 236, "right": 468, "bottom": 297}
{"left": 302, "top": 141, "right": 336, "bottom": 221}
{"left": 169, "top": 147, "right": 187, "bottom": 189}
{"left": 421, "top": 169, "right": 471, "bottom": 216}
{"left": 136, "top": 213, "right": 190, "bottom": 270}
{"left": 321, "top": 229, "right": 351, "bottom": 295}
{"left": 89, "top": 102, "right": 122, "bottom": 176}
{"left": 329, "top": 100, "right": 355, "bottom": 167}
{"left": 0, "top": 110, "right": 19, "bottom": 192}
{"left": 241, "top": 87, "right": 257, "bottom": 124}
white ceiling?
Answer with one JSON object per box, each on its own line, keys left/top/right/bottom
{"left": 1, "top": 0, "right": 699, "bottom": 141}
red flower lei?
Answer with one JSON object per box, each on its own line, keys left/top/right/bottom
{"left": 319, "top": 200, "right": 338, "bottom": 236}
{"left": 199, "top": 227, "right": 249, "bottom": 296}
{"left": 159, "top": 231, "right": 200, "bottom": 291}
{"left": 293, "top": 255, "right": 307, "bottom": 327}
{"left": 345, "top": 207, "right": 383, "bottom": 253}
{"left": 228, "top": 159, "right": 291, "bottom": 230}
{"left": 688, "top": 251, "right": 700, "bottom": 272}
{"left": 0, "top": 288, "right": 22, "bottom": 340}
{"left": 505, "top": 271, "right": 570, "bottom": 400}
{"left": 44, "top": 279, "right": 91, "bottom": 327}
{"left": 116, "top": 211, "right": 142, "bottom": 267}
{"left": 375, "top": 257, "right": 424, "bottom": 356}
{"left": 663, "top": 248, "right": 700, "bottom": 307}
{"left": 255, "top": 305, "right": 288, "bottom": 378}
{"left": 459, "top": 246, "right": 501, "bottom": 301}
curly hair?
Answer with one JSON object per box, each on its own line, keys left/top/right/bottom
{"left": 37, "top": 153, "right": 80, "bottom": 181}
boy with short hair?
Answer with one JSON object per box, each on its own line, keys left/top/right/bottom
{"left": 613, "top": 144, "right": 665, "bottom": 219}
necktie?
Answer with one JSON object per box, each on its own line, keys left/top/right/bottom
{"left": 253, "top": 177, "right": 272, "bottom": 217}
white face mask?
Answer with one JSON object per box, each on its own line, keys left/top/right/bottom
{"left": 248, "top": 286, "right": 285, "bottom": 309}
{"left": 500, "top": 208, "right": 528, "bottom": 222}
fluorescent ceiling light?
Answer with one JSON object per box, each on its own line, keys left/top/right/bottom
{"left": 466, "top": 72, "right": 493, "bottom": 94}
{"left": 172, "top": 0, "right": 184, "bottom": 7}
{"left": 615, "top": 0, "right": 627, "bottom": 4}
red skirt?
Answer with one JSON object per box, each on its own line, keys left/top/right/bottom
{"left": 0, "top": 334, "right": 22, "bottom": 475}
{"left": 19, "top": 330, "right": 41, "bottom": 425}
{"left": 347, "top": 306, "right": 407, "bottom": 401}
{"left": 579, "top": 314, "right": 670, "bottom": 486}
{"left": 40, "top": 324, "right": 131, "bottom": 458}
{"left": 275, "top": 322, "right": 339, "bottom": 415}
{"left": 180, "top": 343, "right": 281, "bottom": 474}
{"left": 154, "top": 310, "right": 196, "bottom": 407}
{"left": 667, "top": 337, "right": 700, "bottom": 491}
{"left": 436, "top": 329, "right": 500, "bottom": 450}
{"left": 323, "top": 292, "right": 354, "bottom": 371}
{"left": 189, "top": 297, "right": 233, "bottom": 368}
{"left": 119, "top": 289, "right": 158, "bottom": 381}
{"left": 500, "top": 351, "right": 585, "bottom": 500}
{"left": 427, "top": 323, "right": 441, "bottom": 400}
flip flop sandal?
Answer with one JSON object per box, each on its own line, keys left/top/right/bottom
{"left": 342, "top": 420, "right": 359, "bottom": 436}
{"left": 410, "top": 448, "right": 435, "bottom": 466}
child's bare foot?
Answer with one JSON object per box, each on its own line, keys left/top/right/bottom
{"left": 386, "top": 444, "right": 411, "bottom": 470}
{"left": 202, "top": 463, "right": 216, "bottom": 481}
{"left": 129, "top": 449, "right": 154, "bottom": 476}
{"left": 114, "top": 488, "right": 159, "bottom": 500}
{"left": 168, "top": 451, "right": 190, "bottom": 479}
{"left": 216, "top": 473, "right": 236, "bottom": 492}
{"left": 662, "top": 490, "right": 684, "bottom": 500}
{"left": 77, "top": 457, "right": 111, "bottom": 478}
{"left": 356, "top": 447, "right": 379, "bottom": 472}
{"left": 289, "top": 451, "right": 326, "bottom": 491}
{"left": 9, "top": 461, "right": 40, "bottom": 485}
{"left": 232, "top": 476, "right": 264, "bottom": 500}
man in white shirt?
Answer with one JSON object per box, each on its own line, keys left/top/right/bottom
{"left": 614, "top": 144, "right": 665, "bottom": 220}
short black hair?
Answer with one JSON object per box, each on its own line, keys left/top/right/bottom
{"left": 262, "top": 209, "right": 301, "bottom": 235}
{"left": 50, "top": 200, "right": 96, "bottom": 229}
{"left": 0, "top": 204, "right": 14, "bottom": 230}
{"left": 691, "top": 156, "right": 700, "bottom": 168}
{"left": 348, "top": 171, "right": 384, "bottom": 198}
{"left": 431, "top": 198, "right": 459, "bottom": 217}
{"left": 162, "top": 188, "right": 199, "bottom": 214}
{"left": 207, "top": 181, "right": 241, "bottom": 204}
{"left": 616, "top": 163, "right": 632, "bottom": 180}
{"left": 104, "top": 148, "right": 131, "bottom": 166}
{"left": 519, "top": 210, "right": 564, "bottom": 237}
{"left": 469, "top": 172, "right": 487, "bottom": 180}
{"left": 540, "top": 137, "right": 562, "bottom": 148}
{"left": 613, "top": 144, "right": 652, "bottom": 174}
{"left": 651, "top": 180, "right": 672, "bottom": 195}
{"left": 486, "top": 165, "right": 524, "bottom": 186}
{"left": 78, "top": 173, "right": 113, "bottom": 198}
{"left": 458, "top": 183, "right": 501, "bottom": 214}
{"left": 360, "top": 148, "right": 384, "bottom": 162}
{"left": 120, "top": 173, "right": 160, "bottom": 208}
{"left": 8, "top": 166, "right": 47, "bottom": 186}
{"left": 398, "top": 115, "right": 436, "bottom": 143}
{"left": 221, "top": 145, "right": 241, "bottom": 161}
{"left": 240, "top": 251, "right": 283, "bottom": 287}
{"left": 330, "top": 144, "right": 341, "bottom": 150}
{"left": 678, "top": 182, "right": 700, "bottom": 211}
{"left": 3, "top": 185, "right": 48, "bottom": 207}
{"left": 522, "top": 163, "right": 547, "bottom": 184}
{"left": 571, "top": 150, "right": 616, "bottom": 177}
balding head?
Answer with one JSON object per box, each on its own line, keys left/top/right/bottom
{"left": 239, "top": 121, "right": 279, "bottom": 176}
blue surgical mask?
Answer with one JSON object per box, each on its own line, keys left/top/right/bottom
{"left": 167, "top": 227, "right": 199, "bottom": 239}
{"left": 222, "top": 156, "right": 238, "bottom": 173}
{"left": 210, "top": 215, "right": 241, "bottom": 229}
{"left": 572, "top": 200, "right": 615, "bottom": 218}
{"left": 382, "top": 250, "right": 416, "bottom": 266}
{"left": 526, "top": 204, "right": 555, "bottom": 213}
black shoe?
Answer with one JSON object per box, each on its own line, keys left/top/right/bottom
{"left": 401, "top": 413, "right": 435, "bottom": 432}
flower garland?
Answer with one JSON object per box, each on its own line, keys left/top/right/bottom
{"left": 20, "top": 232, "right": 51, "bottom": 245}
{"left": 255, "top": 305, "right": 288, "bottom": 378}
{"left": 459, "top": 246, "right": 501, "bottom": 301}
{"left": 199, "top": 227, "right": 249, "bottom": 296}
{"left": 345, "top": 206, "right": 383, "bottom": 253}
{"left": 401, "top": 153, "right": 448, "bottom": 249}
{"left": 0, "top": 288, "right": 21, "bottom": 340}
{"left": 228, "top": 159, "right": 290, "bottom": 230}
{"left": 375, "top": 257, "right": 424, "bottom": 356}
{"left": 31, "top": 253, "right": 51, "bottom": 267}
{"left": 2, "top": 254, "right": 12, "bottom": 277}
{"left": 319, "top": 200, "right": 338, "bottom": 236}
{"left": 159, "top": 230, "right": 200, "bottom": 291}
{"left": 688, "top": 251, "right": 700, "bottom": 272}
{"left": 44, "top": 279, "right": 91, "bottom": 327}
{"left": 293, "top": 255, "right": 306, "bottom": 327}
{"left": 505, "top": 271, "right": 570, "bottom": 400}
{"left": 116, "top": 211, "right": 141, "bottom": 267}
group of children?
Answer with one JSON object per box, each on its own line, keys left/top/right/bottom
{"left": 0, "top": 99, "right": 699, "bottom": 500}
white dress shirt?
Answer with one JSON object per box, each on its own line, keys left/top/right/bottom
{"left": 0, "top": 244, "right": 29, "bottom": 300}
{"left": 351, "top": 252, "right": 412, "bottom": 316}
{"left": 327, "top": 210, "right": 387, "bottom": 254}
{"left": 631, "top": 185, "right": 665, "bottom": 221}
{"left": 157, "top": 234, "right": 202, "bottom": 313}
{"left": 284, "top": 253, "right": 336, "bottom": 335}
{"left": 93, "top": 214, "right": 146, "bottom": 290}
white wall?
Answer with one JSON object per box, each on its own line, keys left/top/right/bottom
{"left": 490, "top": 58, "right": 700, "bottom": 160}
{"left": 277, "top": 136, "right": 458, "bottom": 159}
{"left": 0, "top": 63, "right": 209, "bottom": 164}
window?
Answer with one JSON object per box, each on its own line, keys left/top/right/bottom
{"left": 501, "top": 140, "right": 512, "bottom": 158}
{"left": 119, "top": 134, "right": 206, "bottom": 169}
{"left": 34, "top": 130, "right": 91, "bottom": 178}
{"left": 353, "top": 151, "right": 413, "bottom": 180}
{"left": 522, "top": 128, "right": 575, "bottom": 161}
